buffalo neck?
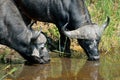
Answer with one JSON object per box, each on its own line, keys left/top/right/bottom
{"left": 68, "top": 0, "right": 92, "bottom": 30}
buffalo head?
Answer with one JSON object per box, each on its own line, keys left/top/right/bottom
{"left": 0, "top": 0, "right": 50, "bottom": 64}
{"left": 62, "top": 17, "right": 110, "bottom": 61}
{"left": 12, "top": 30, "right": 50, "bottom": 64}
{"left": 25, "top": 30, "right": 50, "bottom": 64}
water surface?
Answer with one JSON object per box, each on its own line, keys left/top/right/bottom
{"left": 1, "top": 50, "right": 120, "bottom": 80}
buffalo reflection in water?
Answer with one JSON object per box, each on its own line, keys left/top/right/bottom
{"left": 8, "top": 58, "right": 103, "bottom": 80}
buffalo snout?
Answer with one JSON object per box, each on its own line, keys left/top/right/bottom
{"left": 78, "top": 39, "right": 100, "bottom": 61}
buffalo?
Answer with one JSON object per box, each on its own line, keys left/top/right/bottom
{"left": 13, "top": 0, "right": 110, "bottom": 60}
{"left": 0, "top": 0, "right": 50, "bottom": 64}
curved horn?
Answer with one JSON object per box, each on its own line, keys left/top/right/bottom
{"left": 62, "top": 22, "right": 82, "bottom": 38}
{"left": 63, "top": 16, "right": 110, "bottom": 39}
{"left": 28, "top": 21, "right": 35, "bottom": 30}
{"left": 28, "top": 20, "right": 37, "bottom": 30}
{"left": 31, "top": 27, "right": 42, "bottom": 41}
{"left": 32, "top": 31, "right": 40, "bottom": 39}
{"left": 62, "top": 22, "right": 96, "bottom": 39}
{"left": 100, "top": 16, "right": 110, "bottom": 33}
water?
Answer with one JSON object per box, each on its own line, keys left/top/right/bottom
{"left": 1, "top": 51, "right": 120, "bottom": 80}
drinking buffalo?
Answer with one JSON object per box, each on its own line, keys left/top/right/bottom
{"left": 0, "top": 0, "right": 50, "bottom": 64}
{"left": 14, "top": 0, "right": 110, "bottom": 60}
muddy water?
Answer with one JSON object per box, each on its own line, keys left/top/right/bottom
{"left": 1, "top": 50, "right": 120, "bottom": 80}
{"left": 3, "top": 57, "right": 120, "bottom": 80}
{"left": 5, "top": 58, "right": 101, "bottom": 80}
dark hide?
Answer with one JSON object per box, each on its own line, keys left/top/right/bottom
{"left": 13, "top": 0, "right": 110, "bottom": 60}
{"left": 0, "top": 0, "right": 50, "bottom": 64}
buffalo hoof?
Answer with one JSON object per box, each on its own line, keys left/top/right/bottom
{"left": 87, "top": 56, "right": 100, "bottom": 61}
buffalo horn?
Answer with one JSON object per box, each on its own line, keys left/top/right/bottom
{"left": 100, "top": 16, "right": 110, "bottom": 34}
{"left": 31, "top": 26, "right": 42, "bottom": 41}
{"left": 62, "top": 16, "right": 110, "bottom": 39}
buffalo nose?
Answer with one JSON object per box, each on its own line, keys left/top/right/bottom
{"left": 87, "top": 55, "right": 100, "bottom": 61}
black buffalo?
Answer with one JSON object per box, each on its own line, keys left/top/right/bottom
{"left": 14, "top": 0, "right": 110, "bottom": 60}
{"left": 0, "top": 0, "right": 50, "bottom": 64}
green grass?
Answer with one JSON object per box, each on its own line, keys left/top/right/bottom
{"left": 86, "top": 0, "right": 120, "bottom": 51}
{"left": 99, "top": 47, "right": 120, "bottom": 80}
